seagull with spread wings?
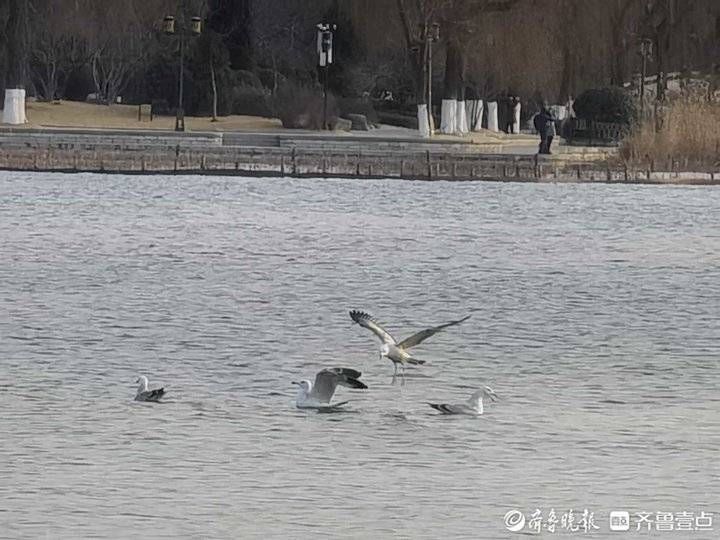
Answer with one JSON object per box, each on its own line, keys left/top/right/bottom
{"left": 427, "top": 386, "right": 498, "bottom": 416}
{"left": 349, "top": 310, "right": 471, "bottom": 374}
{"left": 293, "top": 368, "right": 368, "bottom": 411}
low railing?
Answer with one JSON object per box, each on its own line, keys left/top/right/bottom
{"left": 566, "top": 118, "right": 629, "bottom": 145}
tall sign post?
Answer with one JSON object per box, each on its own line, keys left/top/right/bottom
{"left": 317, "top": 23, "right": 336, "bottom": 130}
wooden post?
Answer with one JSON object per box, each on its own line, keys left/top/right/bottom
{"left": 426, "top": 150, "right": 432, "bottom": 180}
{"left": 292, "top": 147, "right": 297, "bottom": 175}
{"left": 533, "top": 153, "right": 539, "bottom": 178}
{"left": 280, "top": 155, "right": 285, "bottom": 176}
{"left": 400, "top": 159, "right": 405, "bottom": 178}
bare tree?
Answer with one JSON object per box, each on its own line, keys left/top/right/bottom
{"left": 4, "top": 0, "right": 30, "bottom": 89}
{"left": 28, "top": 0, "right": 88, "bottom": 101}
{"left": 83, "top": 0, "right": 171, "bottom": 104}
{"left": 438, "top": 0, "right": 521, "bottom": 134}
{"left": 396, "top": 0, "right": 449, "bottom": 136}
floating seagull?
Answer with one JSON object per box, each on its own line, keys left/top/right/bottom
{"left": 293, "top": 368, "right": 368, "bottom": 410}
{"left": 427, "top": 386, "right": 498, "bottom": 415}
{"left": 135, "top": 375, "right": 166, "bottom": 402}
{"left": 349, "top": 310, "right": 471, "bottom": 374}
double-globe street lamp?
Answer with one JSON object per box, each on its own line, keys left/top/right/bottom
{"left": 163, "top": 12, "right": 202, "bottom": 131}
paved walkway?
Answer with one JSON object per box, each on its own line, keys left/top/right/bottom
{"left": 0, "top": 121, "right": 614, "bottom": 158}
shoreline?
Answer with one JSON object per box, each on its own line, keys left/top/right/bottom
{"left": 0, "top": 127, "right": 717, "bottom": 185}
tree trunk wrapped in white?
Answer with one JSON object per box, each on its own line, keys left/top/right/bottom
{"left": 512, "top": 101, "right": 521, "bottom": 134}
{"left": 2, "top": 89, "right": 26, "bottom": 125}
{"left": 487, "top": 101, "right": 499, "bottom": 132}
{"left": 456, "top": 100, "right": 468, "bottom": 135}
{"left": 417, "top": 104, "right": 431, "bottom": 138}
{"left": 440, "top": 99, "right": 456, "bottom": 134}
{"left": 467, "top": 100, "right": 484, "bottom": 131}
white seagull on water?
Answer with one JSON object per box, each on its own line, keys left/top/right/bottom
{"left": 427, "top": 386, "right": 498, "bottom": 415}
{"left": 135, "top": 375, "right": 166, "bottom": 402}
{"left": 293, "top": 368, "right": 368, "bottom": 410}
{"left": 349, "top": 310, "right": 471, "bottom": 374}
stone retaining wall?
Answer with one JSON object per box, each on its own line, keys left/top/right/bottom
{"left": 0, "top": 129, "right": 717, "bottom": 184}
{"left": 1, "top": 144, "right": 718, "bottom": 184}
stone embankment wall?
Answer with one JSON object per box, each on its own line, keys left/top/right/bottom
{"left": 0, "top": 130, "right": 718, "bottom": 185}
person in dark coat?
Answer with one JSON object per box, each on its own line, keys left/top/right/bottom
{"left": 505, "top": 96, "right": 519, "bottom": 134}
{"left": 534, "top": 106, "right": 556, "bottom": 154}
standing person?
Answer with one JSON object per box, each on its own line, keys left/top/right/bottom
{"left": 533, "top": 105, "right": 556, "bottom": 154}
{"left": 544, "top": 107, "right": 556, "bottom": 154}
{"left": 533, "top": 106, "right": 548, "bottom": 154}
{"left": 504, "top": 96, "right": 517, "bottom": 134}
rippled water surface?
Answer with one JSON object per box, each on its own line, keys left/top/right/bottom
{"left": 1, "top": 172, "right": 719, "bottom": 539}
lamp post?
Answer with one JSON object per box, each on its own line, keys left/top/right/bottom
{"left": 317, "top": 23, "right": 336, "bottom": 130}
{"left": 426, "top": 22, "right": 440, "bottom": 133}
{"left": 164, "top": 12, "right": 202, "bottom": 132}
{"left": 639, "top": 38, "right": 653, "bottom": 119}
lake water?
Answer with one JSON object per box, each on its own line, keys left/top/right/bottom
{"left": 1, "top": 172, "right": 718, "bottom": 539}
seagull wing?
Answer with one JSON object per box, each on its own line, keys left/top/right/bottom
{"left": 397, "top": 315, "right": 471, "bottom": 350}
{"left": 311, "top": 368, "right": 367, "bottom": 403}
{"left": 349, "top": 310, "right": 397, "bottom": 345}
{"left": 310, "top": 368, "right": 367, "bottom": 403}
{"left": 136, "top": 388, "right": 166, "bottom": 402}
{"left": 427, "top": 403, "right": 472, "bottom": 415}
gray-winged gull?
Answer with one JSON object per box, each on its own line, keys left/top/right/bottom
{"left": 349, "top": 310, "right": 471, "bottom": 374}
{"left": 428, "top": 386, "right": 498, "bottom": 415}
{"left": 135, "top": 375, "right": 166, "bottom": 402}
{"left": 293, "top": 368, "right": 368, "bottom": 410}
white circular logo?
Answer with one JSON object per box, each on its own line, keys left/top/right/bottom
{"left": 504, "top": 510, "right": 526, "bottom": 532}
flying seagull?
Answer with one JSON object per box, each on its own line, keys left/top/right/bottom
{"left": 427, "top": 387, "right": 498, "bottom": 415}
{"left": 135, "top": 375, "right": 166, "bottom": 402}
{"left": 293, "top": 368, "right": 368, "bottom": 410}
{"left": 349, "top": 310, "right": 471, "bottom": 374}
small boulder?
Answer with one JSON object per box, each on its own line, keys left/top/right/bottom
{"left": 329, "top": 116, "right": 352, "bottom": 132}
{"left": 346, "top": 113, "right": 371, "bottom": 131}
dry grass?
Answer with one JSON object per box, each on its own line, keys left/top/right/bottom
{"left": 8, "top": 100, "right": 283, "bottom": 132}
{"left": 620, "top": 99, "right": 720, "bottom": 170}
